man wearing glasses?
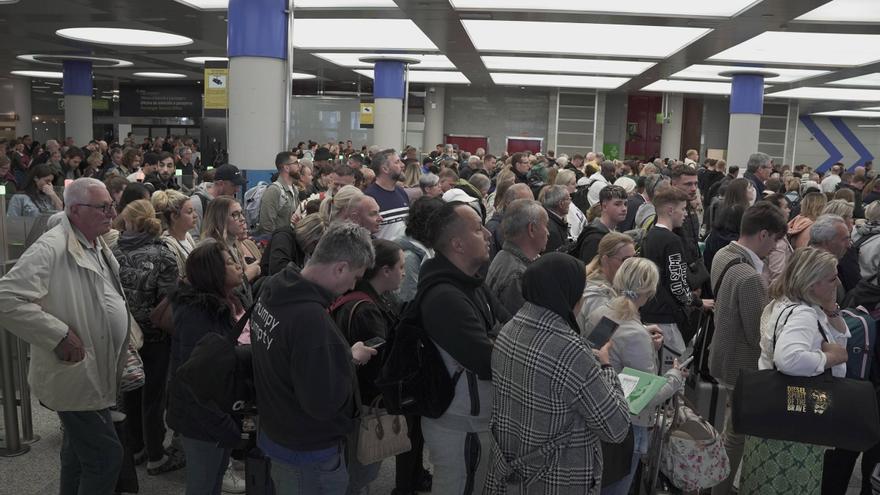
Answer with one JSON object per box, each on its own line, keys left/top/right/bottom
{"left": 0, "top": 178, "right": 130, "bottom": 494}
{"left": 257, "top": 151, "right": 301, "bottom": 236}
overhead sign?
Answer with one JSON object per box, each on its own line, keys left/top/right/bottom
{"left": 119, "top": 83, "right": 202, "bottom": 118}
{"left": 360, "top": 99, "right": 375, "bottom": 129}
{"left": 56, "top": 98, "right": 111, "bottom": 111}
{"left": 204, "top": 68, "right": 228, "bottom": 110}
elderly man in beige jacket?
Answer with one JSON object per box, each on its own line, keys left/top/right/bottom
{"left": 0, "top": 177, "right": 129, "bottom": 495}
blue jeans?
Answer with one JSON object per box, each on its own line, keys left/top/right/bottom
{"left": 58, "top": 409, "right": 124, "bottom": 495}
{"left": 271, "top": 450, "right": 349, "bottom": 494}
{"left": 181, "top": 436, "right": 230, "bottom": 495}
{"left": 601, "top": 425, "right": 649, "bottom": 495}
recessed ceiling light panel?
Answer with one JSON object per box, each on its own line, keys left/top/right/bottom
{"left": 795, "top": 0, "right": 880, "bottom": 23}
{"left": 482, "top": 56, "right": 654, "bottom": 75}
{"left": 294, "top": 0, "right": 398, "bottom": 7}
{"left": 671, "top": 64, "right": 827, "bottom": 83}
{"left": 491, "top": 72, "right": 628, "bottom": 89}
{"left": 451, "top": 0, "right": 760, "bottom": 18}
{"left": 184, "top": 56, "right": 229, "bottom": 64}
{"left": 642, "top": 79, "right": 736, "bottom": 95}
{"left": 133, "top": 72, "right": 188, "bottom": 79}
{"left": 173, "top": 0, "right": 227, "bottom": 10}
{"left": 812, "top": 110, "right": 880, "bottom": 118}
{"left": 10, "top": 70, "right": 64, "bottom": 79}
{"left": 462, "top": 20, "right": 709, "bottom": 58}
{"left": 827, "top": 73, "right": 880, "bottom": 87}
{"left": 313, "top": 53, "right": 454, "bottom": 69}
{"left": 56, "top": 27, "right": 193, "bottom": 47}
{"left": 291, "top": 72, "right": 317, "bottom": 80}
{"left": 355, "top": 70, "right": 470, "bottom": 84}
{"left": 709, "top": 32, "right": 880, "bottom": 67}
{"left": 768, "top": 86, "right": 880, "bottom": 101}
{"left": 293, "top": 19, "right": 437, "bottom": 50}
{"left": 17, "top": 54, "right": 133, "bottom": 68}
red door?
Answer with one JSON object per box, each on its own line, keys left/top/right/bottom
{"left": 624, "top": 95, "right": 662, "bottom": 161}
{"left": 507, "top": 137, "right": 543, "bottom": 155}
{"left": 445, "top": 135, "right": 489, "bottom": 154}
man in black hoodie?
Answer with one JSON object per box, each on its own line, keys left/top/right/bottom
{"left": 418, "top": 201, "right": 511, "bottom": 494}
{"left": 250, "top": 222, "right": 378, "bottom": 493}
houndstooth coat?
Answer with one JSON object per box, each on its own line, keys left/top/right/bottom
{"left": 484, "top": 302, "right": 631, "bottom": 494}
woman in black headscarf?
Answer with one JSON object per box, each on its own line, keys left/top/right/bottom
{"left": 485, "top": 252, "right": 632, "bottom": 495}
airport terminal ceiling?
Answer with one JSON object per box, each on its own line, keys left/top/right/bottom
{"left": 0, "top": 0, "right": 879, "bottom": 117}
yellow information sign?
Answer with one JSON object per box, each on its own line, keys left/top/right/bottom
{"left": 204, "top": 68, "right": 229, "bottom": 110}
{"left": 359, "top": 102, "right": 375, "bottom": 128}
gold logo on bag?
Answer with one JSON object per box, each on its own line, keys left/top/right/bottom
{"left": 786, "top": 386, "right": 830, "bottom": 414}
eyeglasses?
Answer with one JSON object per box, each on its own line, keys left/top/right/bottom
{"left": 230, "top": 211, "right": 244, "bottom": 220}
{"left": 77, "top": 202, "right": 116, "bottom": 215}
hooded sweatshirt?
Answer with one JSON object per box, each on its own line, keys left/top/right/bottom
{"left": 788, "top": 215, "right": 814, "bottom": 249}
{"left": 251, "top": 265, "right": 355, "bottom": 453}
{"left": 854, "top": 222, "right": 880, "bottom": 281}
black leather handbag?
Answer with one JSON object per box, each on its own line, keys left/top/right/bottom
{"left": 732, "top": 304, "right": 880, "bottom": 452}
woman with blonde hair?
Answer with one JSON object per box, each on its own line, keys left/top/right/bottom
{"left": 201, "top": 196, "right": 259, "bottom": 307}
{"left": 583, "top": 257, "right": 686, "bottom": 495}
{"left": 112, "top": 199, "right": 183, "bottom": 474}
{"left": 788, "top": 191, "right": 827, "bottom": 248}
{"left": 576, "top": 232, "right": 636, "bottom": 332}
{"left": 318, "top": 184, "right": 364, "bottom": 223}
{"left": 262, "top": 212, "right": 329, "bottom": 275}
{"left": 739, "top": 247, "right": 848, "bottom": 494}
{"left": 486, "top": 168, "right": 516, "bottom": 219}
{"left": 152, "top": 189, "right": 198, "bottom": 274}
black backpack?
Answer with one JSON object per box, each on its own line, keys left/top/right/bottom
{"left": 374, "top": 280, "right": 463, "bottom": 418}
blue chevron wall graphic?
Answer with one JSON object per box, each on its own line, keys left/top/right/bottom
{"left": 800, "top": 115, "right": 844, "bottom": 173}
{"left": 828, "top": 117, "right": 875, "bottom": 170}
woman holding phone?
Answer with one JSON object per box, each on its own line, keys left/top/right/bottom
{"left": 582, "top": 257, "right": 687, "bottom": 495}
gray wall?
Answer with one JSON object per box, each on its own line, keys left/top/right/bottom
{"left": 792, "top": 115, "right": 879, "bottom": 171}
{"left": 444, "top": 86, "right": 550, "bottom": 155}
{"left": 602, "top": 93, "right": 627, "bottom": 157}
{"left": 701, "top": 97, "right": 730, "bottom": 156}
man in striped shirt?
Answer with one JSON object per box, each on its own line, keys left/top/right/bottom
{"left": 365, "top": 148, "right": 410, "bottom": 240}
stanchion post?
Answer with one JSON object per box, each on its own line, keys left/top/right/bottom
{"left": 16, "top": 338, "right": 37, "bottom": 443}
{"left": 0, "top": 330, "right": 28, "bottom": 457}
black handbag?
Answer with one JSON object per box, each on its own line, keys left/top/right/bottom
{"left": 732, "top": 304, "right": 880, "bottom": 452}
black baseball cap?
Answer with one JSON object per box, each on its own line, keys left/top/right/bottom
{"left": 214, "top": 164, "right": 247, "bottom": 185}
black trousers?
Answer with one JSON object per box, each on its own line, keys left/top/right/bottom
{"left": 822, "top": 441, "right": 880, "bottom": 495}
{"left": 124, "top": 339, "right": 171, "bottom": 462}
{"left": 395, "top": 414, "right": 427, "bottom": 491}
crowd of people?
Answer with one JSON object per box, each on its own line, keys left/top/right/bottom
{"left": 0, "top": 132, "right": 878, "bottom": 495}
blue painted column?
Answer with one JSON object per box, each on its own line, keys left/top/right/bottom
{"left": 373, "top": 60, "right": 406, "bottom": 150}
{"left": 227, "top": 0, "right": 288, "bottom": 185}
{"left": 62, "top": 60, "right": 93, "bottom": 147}
{"left": 726, "top": 73, "right": 765, "bottom": 174}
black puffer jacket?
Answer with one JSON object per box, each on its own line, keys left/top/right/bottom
{"left": 166, "top": 282, "right": 241, "bottom": 445}
{"left": 113, "top": 231, "right": 179, "bottom": 341}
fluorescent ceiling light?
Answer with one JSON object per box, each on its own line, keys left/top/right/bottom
{"left": 795, "top": 0, "right": 880, "bottom": 23}
{"left": 827, "top": 73, "right": 880, "bottom": 87}
{"left": 10, "top": 70, "right": 64, "bottom": 79}
{"left": 864, "top": 106, "right": 880, "bottom": 111}
{"left": 671, "top": 64, "right": 827, "bottom": 83}
{"left": 313, "top": 53, "right": 455, "bottom": 69}
{"left": 768, "top": 86, "right": 880, "bottom": 101}
{"left": 451, "top": 0, "right": 759, "bottom": 18}
{"left": 293, "top": 19, "right": 437, "bottom": 50}
{"left": 184, "top": 56, "right": 229, "bottom": 64}
{"left": 291, "top": 72, "right": 317, "bottom": 80}
{"left": 56, "top": 28, "right": 193, "bottom": 47}
{"left": 642, "top": 79, "right": 735, "bottom": 95}
{"left": 709, "top": 32, "right": 880, "bottom": 67}
{"left": 462, "top": 20, "right": 709, "bottom": 58}
{"left": 294, "top": 0, "right": 397, "bottom": 7}
{"left": 481, "top": 56, "right": 653, "bottom": 76}
{"left": 355, "top": 70, "right": 470, "bottom": 84}
{"left": 133, "top": 72, "right": 188, "bottom": 79}
{"left": 17, "top": 54, "right": 133, "bottom": 68}
{"left": 812, "top": 110, "right": 880, "bottom": 118}
{"left": 173, "top": 0, "right": 227, "bottom": 10}
{"left": 491, "top": 72, "right": 628, "bottom": 89}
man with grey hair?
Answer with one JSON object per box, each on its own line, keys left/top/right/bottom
{"left": 487, "top": 183, "right": 534, "bottom": 259}
{"left": 821, "top": 162, "right": 844, "bottom": 194}
{"left": 251, "top": 222, "right": 378, "bottom": 493}
{"left": 744, "top": 151, "right": 773, "bottom": 196}
{"left": 0, "top": 177, "right": 128, "bottom": 494}
{"left": 810, "top": 214, "right": 850, "bottom": 304}
{"left": 542, "top": 184, "right": 572, "bottom": 252}
{"left": 365, "top": 148, "right": 410, "bottom": 240}
{"left": 460, "top": 154, "right": 484, "bottom": 180}
{"left": 486, "top": 199, "right": 549, "bottom": 314}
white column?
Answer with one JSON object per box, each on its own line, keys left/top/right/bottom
{"left": 374, "top": 98, "right": 403, "bottom": 150}
{"left": 228, "top": 56, "right": 287, "bottom": 170}
{"left": 727, "top": 113, "right": 762, "bottom": 170}
{"left": 12, "top": 78, "right": 32, "bottom": 137}
{"left": 660, "top": 93, "right": 684, "bottom": 160}
{"left": 423, "top": 85, "right": 445, "bottom": 153}
{"left": 64, "top": 95, "right": 92, "bottom": 146}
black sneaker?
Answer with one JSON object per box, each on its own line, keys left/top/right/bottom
{"left": 146, "top": 451, "right": 186, "bottom": 475}
{"left": 132, "top": 449, "right": 147, "bottom": 467}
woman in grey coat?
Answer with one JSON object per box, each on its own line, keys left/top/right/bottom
{"left": 486, "top": 253, "right": 631, "bottom": 494}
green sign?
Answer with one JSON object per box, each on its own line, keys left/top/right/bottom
{"left": 603, "top": 143, "right": 620, "bottom": 161}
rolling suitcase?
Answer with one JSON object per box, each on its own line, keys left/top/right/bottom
{"left": 684, "top": 312, "right": 728, "bottom": 428}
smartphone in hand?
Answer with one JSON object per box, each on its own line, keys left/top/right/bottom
{"left": 363, "top": 336, "right": 386, "bottom": 350}
{"left": 587, "top": 317, "right": 619, "bottom": 349}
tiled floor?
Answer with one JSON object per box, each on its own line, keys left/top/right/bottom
{"left": 0, "top": 397, "right": 865, "bottom": 494}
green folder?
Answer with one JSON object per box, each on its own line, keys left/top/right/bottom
{"left": 618, "top": 367, "right": 668, "bottom": 415}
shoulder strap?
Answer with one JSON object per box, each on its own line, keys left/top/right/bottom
{"left": 771, "top": 303, "right": 830, "bottom": 365}
{"left": 231, "top": 299, "right": 257, "bottom": 344}
{"left": 712, "top": 257, "right": 749, "bottom": 298}
{"left": 854, "top": 232, "right": 879, "bottom": 251}
{"left": 328, "top": 290, "right": 373, "bottom": 314}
